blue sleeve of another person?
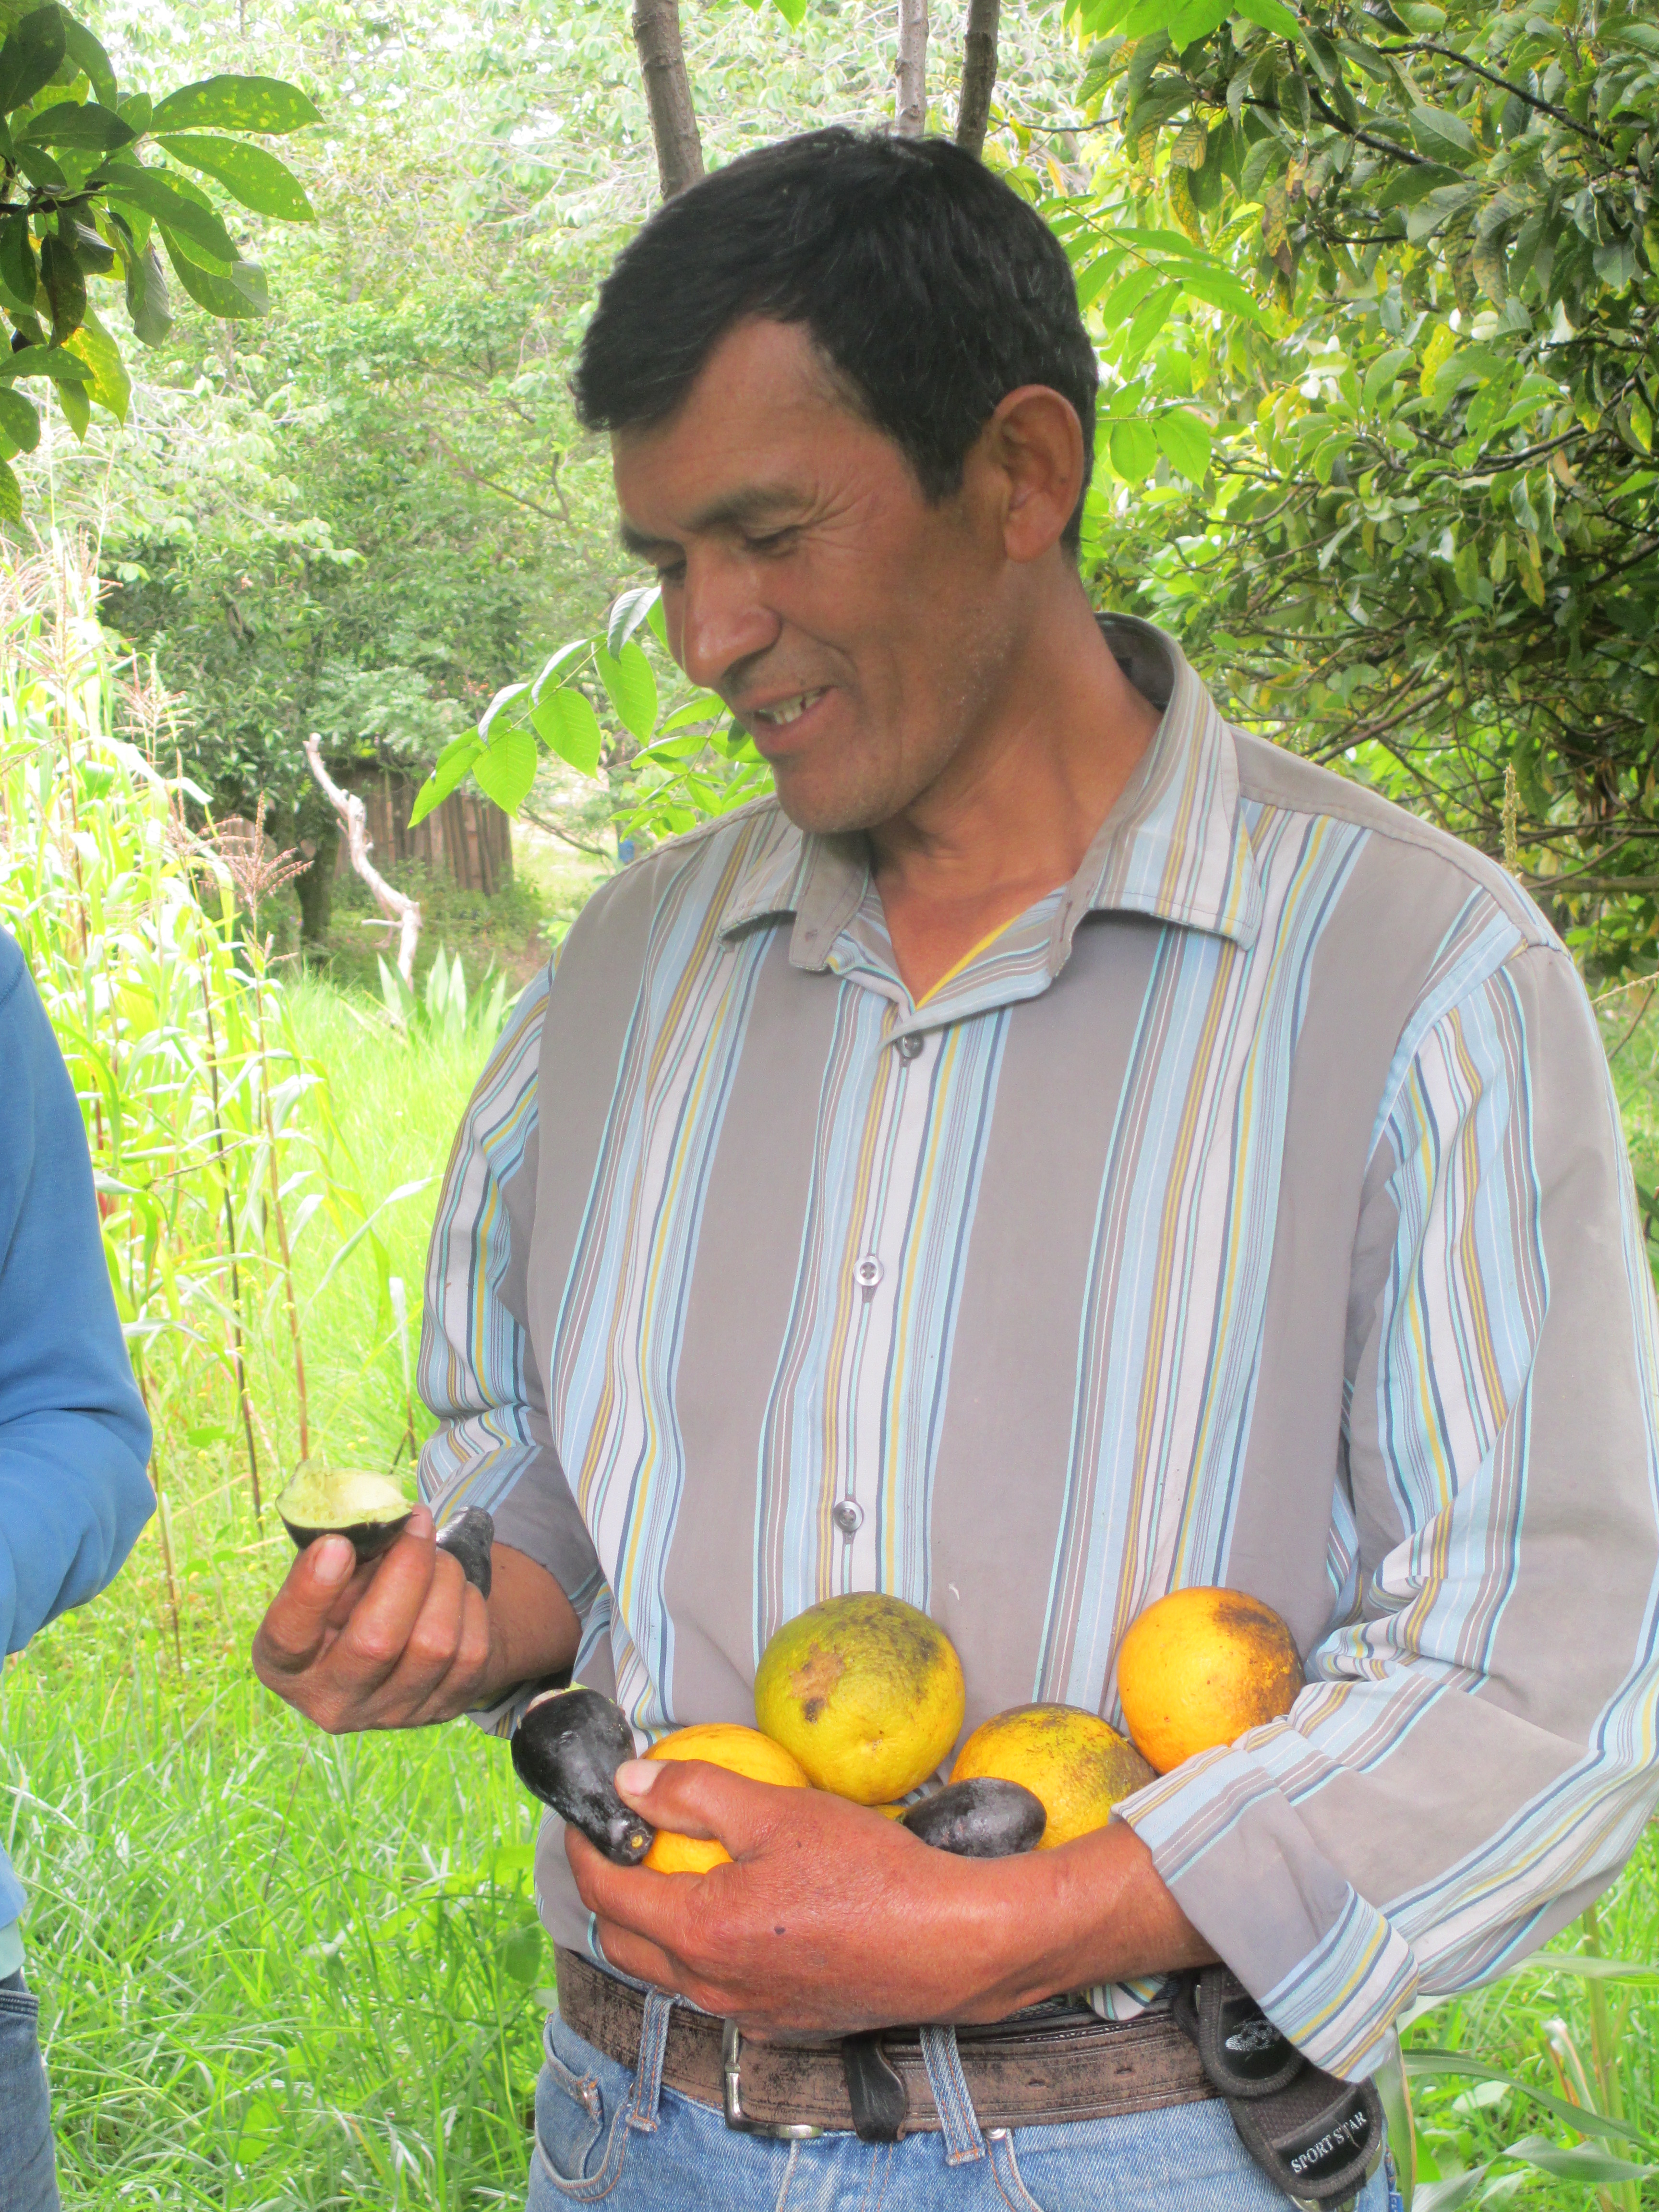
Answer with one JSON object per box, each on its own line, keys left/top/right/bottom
{"left": 0, "top": 931, "right": 153, "bottom": 1662}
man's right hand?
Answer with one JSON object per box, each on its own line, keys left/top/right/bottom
{"left": 252, "top": 1503, "right": 497, "bottom": 1731}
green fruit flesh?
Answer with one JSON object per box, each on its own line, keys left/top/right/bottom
{"left": 276, "top": 1467, "right": 411, "bottom": 1561}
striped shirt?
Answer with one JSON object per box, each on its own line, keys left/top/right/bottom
{"left": 419, "top": 614, "right": 1659, "bottom": 2082}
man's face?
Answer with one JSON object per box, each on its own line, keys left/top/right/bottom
{"left": 612, "top": 319, "right": 1024, "bottom": 836}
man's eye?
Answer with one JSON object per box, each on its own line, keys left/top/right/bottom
{"left": 746, "top": 529, "right": 798, "bottom": 556}
{"left": 655, "top": 560, "right": 686, "bottom": 586}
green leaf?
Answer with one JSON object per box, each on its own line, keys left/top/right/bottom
{"left": 408, "top": 735, "right": 481, "bottom": 826}
{"left": 112, "top": 218, "right": 169, "bottom": 347}
{"left": 56, "top": 371, "right": 88, "bottom": 438}
{"left": 106, "top": 168, "right": 239, "bottom": 268}
{"left": 117, "top": 91, "right": 152, "bottom": 135}
{"left": 1409, "top": 104, "right": 1477, "bottom": 161}
{"left": 156, "top": 134, "right": 314, "bottom": 221}
{"left": 21, "top": 99, "right": 133, "bottom": 149}
{"left": 38, "top": 232, "right": 83, "bottom": 344}
{"left": 530, "top": 641, "right": 588, "bottom": 701}
{"left": 530, "top": 686, "right": 604, "bottom": 778}
{"left": 1403, "top": 2053, "right": 1658, "bottom": 2152}
{"left": 597, "top": 640, "right": 659, "bottom": 742}
{"left": 471, "top": 724, "right": 538, "bottom": 814}
{"left": 1507, "top": 2136, "right": 1659, "bottom": 2183}
{"left": 0, "top": 453, "right": 21, "bottom": 523}
{"left": 63, "top": 303, "right": 128, "bottom": 422}
{"left": 607, "top": 582, "right": 661, "bottom": 658}
{"left": 0, "top": 342, "right": 90, "bottom": 382}
{"left": 60, "top": 17, "right": 115, "bottom": 108}
{"left": 12, "top": 141, "right": 63, "bottom": 188}
{"left": 1232, "top": 0, "right": 1302, "bottom": 42}
{"left": 0, "top": 8, "right": 67, "bottom": 116}
{"left": 1154, "top": 405, "right": 1212, "bottom": 479}
{"left": 1498, "top": 1954, "right": 1659, "bottom": 1983}
{"left": 159, "top": 232, "right": 266, "bottom": 318}
{"left": 0, "top": 211, "right": 35, "bottom": 312}
{"left": 1109, "top": 417, "right": 1160, "bottom": 479}
{"left": 479, "top": 680, "right": 531, "bottom": 742}
{"left": 0, "top": 382, "right": 38, "bottom": 451}
{"left": 1362, "top": 346, "right": 1414, "bottom": 405}
{"left": 149, "top": 74, "right": 323, "bottom": 135}
{"left": 1124, "top": 278, "right": 1180, "bottom": 360}
{"left": 769, "top": 0, "right": 808, "bottom": 24}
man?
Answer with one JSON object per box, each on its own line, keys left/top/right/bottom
{"left": 0, "top": 929, "right": 154, "bottom": 2209}
{"left": 252, "top": 131, "right": 1659, "bottom": 2210}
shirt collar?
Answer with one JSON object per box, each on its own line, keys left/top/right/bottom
{"left": 716, "top": 614, "right": 1263, "bottom": 969}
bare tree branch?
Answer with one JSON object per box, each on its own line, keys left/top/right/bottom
{"left": 956, "top": 0, "right": 999, "bottom": 157}
{"left": 302, "top": 736, "right": 422, "bottom": 992}
{"left": 631, "top": 0, "right": 704, "bottom": 199}
{"left": 897, "top": 0, "right": 929, "bottom": 136}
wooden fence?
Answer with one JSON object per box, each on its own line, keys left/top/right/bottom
{"left": 330, "top": 765, "right": 512, "bottom": 894}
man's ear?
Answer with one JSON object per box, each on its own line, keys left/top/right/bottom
{"left": 974, "top": 385, "right": 1086, "bottom": 565}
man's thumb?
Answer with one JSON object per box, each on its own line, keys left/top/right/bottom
{"left": 613, "top": 1757, "right": 782, "bottom": 1850}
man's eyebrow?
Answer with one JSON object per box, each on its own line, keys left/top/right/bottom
{"left": 617, "top": 484, "right": 809, "bottom": 561}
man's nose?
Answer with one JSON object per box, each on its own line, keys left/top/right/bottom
{"left": 675, "top": 552, "right": 781, "bottom": 693}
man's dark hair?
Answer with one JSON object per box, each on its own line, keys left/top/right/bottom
{"left": 575, "top": 130, "right": 1099, "bottom": 555}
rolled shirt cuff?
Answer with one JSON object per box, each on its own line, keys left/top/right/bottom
{"left": 1114, "top": 1742, "right": 1419, "bottom": 2081}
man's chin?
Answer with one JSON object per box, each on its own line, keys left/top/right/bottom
{"left": 769, "top": 769, "right": 890, "bottom": 841}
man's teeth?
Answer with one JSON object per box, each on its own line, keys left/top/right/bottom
{"left": 753, "top": 688, "right": 826, "bottom": 728}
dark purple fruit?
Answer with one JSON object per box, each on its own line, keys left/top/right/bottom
{"left": 511, "top": 1687, "right": 654, "bottom": 1865}
{"left": 901, "top": 1777, "right": 1046, "bottom": 1857}
{"left": 276, "top": 1467, "right": 412, "bottom": 1563}
{"left": 435, "top": 1504, "right": 493, "bottom": 1595}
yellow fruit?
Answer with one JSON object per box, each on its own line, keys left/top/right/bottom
{"left": 875, "top": 1802, "right": 909, "bottom": 1821}
{"left": 641, "top": 1723, "right": 811, "bottom": 1874}
{"left": 950, "top": 1704, "right": 1154, "bottom": 1848}
{"left": 754, "top": 1593, "right": 965, "bottom": 1805}
{"left": 1116, "top": 1587, "right": 1304, "bottom": 1775}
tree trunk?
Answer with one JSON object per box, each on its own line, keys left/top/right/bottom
{"left": 631, "top": 0, "right": 704, "bottom": 200}
{"left": 293, "top": 809, "right": 337, "bottom": 949}
{"left": 955, "top": 0, "right": 1000, "bottom": 157}
{"left": 896, "top": 0, "right": 928, "bottom": 135}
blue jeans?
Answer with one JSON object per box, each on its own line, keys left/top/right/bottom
{"left": 0, "top": 1972, "right": 60, "bottom": 2212}
{"left": 527, "top": 1999, "right": 1399, "bottom": 2210}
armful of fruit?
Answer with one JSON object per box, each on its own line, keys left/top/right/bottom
{"left": 251, "top": 1488, "right": 580, "bottom": 1732}
{"left": 525, "top": 1588, "right": 1296, "bottom": 2035}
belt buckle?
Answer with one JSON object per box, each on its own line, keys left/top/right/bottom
{"left": 721, "top": 2020, "right": 825, "bottom": 2140}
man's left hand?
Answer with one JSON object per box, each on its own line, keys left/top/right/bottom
{"left": 566, "top": 1755, "right": 1213, "bottom": 2036}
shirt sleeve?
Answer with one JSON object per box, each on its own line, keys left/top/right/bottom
{"left": 0, "top": 933, "right": 154, "bottom": 1658}
{"left": 416, "top": 963, "right": 603, "bottom": 1634}
{"left": 1116, "top": 938, "right": 1659, "bottom": 2080}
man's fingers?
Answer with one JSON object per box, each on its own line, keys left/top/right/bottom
{"left": 591, "top": 1920, "right": 684, "bottom": 1996}
{"left": 252, "top": 1533, "right": 357, "bottom": 1678}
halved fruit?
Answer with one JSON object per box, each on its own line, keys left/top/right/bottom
{"left": 276, "top": 1466, "right": 411, "bottom": 1563}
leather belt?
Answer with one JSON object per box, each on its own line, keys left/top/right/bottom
{"left": 555, "top": 1947, "right": 1217, "bottom": 2137}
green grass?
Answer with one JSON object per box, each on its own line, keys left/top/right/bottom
{"left": 9, "top": 968, "right": 1659, "bottom": 2208}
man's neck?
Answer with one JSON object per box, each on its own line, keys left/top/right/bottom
{"left": 868, "top": 595, "right": 1162, "bottom": 1005}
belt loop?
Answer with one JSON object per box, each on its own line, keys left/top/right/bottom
{"left": 629, "top": 1989, "right": 675, "bottom": 2132}
{"left": 920, "top": 2025, "right": 986, "bottom": 2164}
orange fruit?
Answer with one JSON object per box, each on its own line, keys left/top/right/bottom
{"left": 1116, "top": 1587, "right": 1303, "bottom": 1774}
{"left": 753, "top": 1594, "right": 965, "bottom": 1805}
{"left": 641, "top": 1722, "right": 810, "bottom": 1874}
{"left": 950, "top": 1704, "right": 1153, "bottom": 1847}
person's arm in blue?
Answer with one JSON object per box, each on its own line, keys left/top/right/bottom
{"left": 0, "top": 930, "right": 153, "bottom": 1659}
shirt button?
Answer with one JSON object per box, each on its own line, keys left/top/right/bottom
{"left": 832, "top": 1498, "right": 865, "bottom": 1537}
{"left": 854, "top": 1255, "right": 883, "bottom": 1291}
{"left": 897, "top": 1032, "right": 924, "bottom": 1062}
